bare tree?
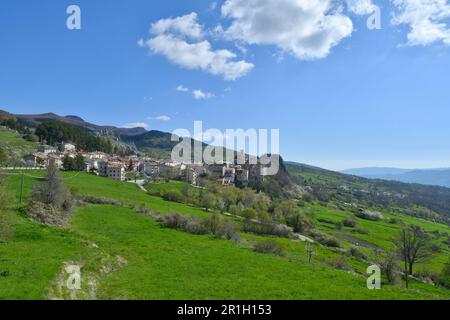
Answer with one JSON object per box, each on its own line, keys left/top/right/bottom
{"left": 394, "top": 226, "right": 431, "bottom": 288}
{"left": 31, "top": 160, "right": 71, "bottom": 210}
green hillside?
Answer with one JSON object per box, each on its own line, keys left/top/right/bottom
{"left": 0, "top": 127, "right": 38, "bottom": 165}
{"left": 1, "top": 171, "right": 449, "bottom": 300}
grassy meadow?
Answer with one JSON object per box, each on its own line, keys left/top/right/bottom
{"left": 0, "top": 171, "right": 449, "bottom": 299}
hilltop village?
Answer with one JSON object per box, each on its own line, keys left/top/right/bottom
{"left": 23, "top": 142, "right": 264, "bottom": 187}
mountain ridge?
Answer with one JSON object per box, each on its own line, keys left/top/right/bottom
{"left": 342, "top": 167, "right": 450, "bottom": 188}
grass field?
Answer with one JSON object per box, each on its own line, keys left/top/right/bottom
{"left": 1, "top": 172, "right": 449, "bottom": 300}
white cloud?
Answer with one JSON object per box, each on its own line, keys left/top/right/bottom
{"left": 148, "top": 115, "right": 171, "bottom": 121}
{"left": 122, "top": 122, "right": 150, "bottom": 130}
{"left": 151, "top": 12, "right": 204, "bottom": 40}
{"left": 392, "top": 0, "right": 450, "bottom": 46}
{"left": 346, "top": 0, "right": 379, "bottom": 15}
{"left": 193, "top": 89, "right": 215, "bottom": 100}
{"left": 176, "top": 85, "right": 189, "bottom": 92}
{"left": 220, "top": 0, "right": 354, "bottom": 60}
{"left": 141, "top": 13, "right": 254, "bottom": 80}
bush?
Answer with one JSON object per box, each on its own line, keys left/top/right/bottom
{"left": 308, "top": 230, "right": 326, "bottom": 242}
{"left": 160, "top": 212, "right": 209, "bottom": 235}
{"left": 355, "top": 228, "right": 369, "bottom": 235}
{"left": 215, "top": 221, "right": 240, "bottom": 243}
{"left": 27, "top": 201, "right": 72, "bottom": 226}
{"left": 380, "top": 253, "right": 400, "bottom": 285}
{"left": 253, "top": 240, "right": 285, "bottom": 256}
{"left": 388, "top": 218, "right": 400, "bottom": 224}
{"left": 349, "top": 246, "right": 366, "bottom": 260}
{"left": 343, "top": 216, "right": 357, "bottom": 228}
{"left": 330, "top": 257, "right": 350, "bottom": 270}
{"left": 79, "top": 196, "right": 121, "bottom": 206}
{"left": 242, "top": 208, "right": 257, "bottom": 220}
{"left": 415, "top": 270, "right": 441, "bottom": 286}
{"left": 320, "top": 237, "right": 342, "bottom": 248}
{"left": 184, "top": 217, "right": 210, "bottom": 235}
{"left": 355, "top": 210, "right": 383, "bottom": 221}
{"left": 208, "top": 213, "right": 222, "bottom": 234}
{"left": 161, "top": 190, "right": 185, "bottom": 203}
{"left": 243, "top": 221, "right": 291, "bottom": 238}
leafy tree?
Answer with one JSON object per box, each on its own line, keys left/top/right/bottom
{"left": 200, "top": 192, "right": 216, "bottom": 212}
{"left": 35, "top": 121, "right": 113, "bottom": 153}
{"left": 74, "top": 154, "right": 85, "bottom": 171}
{"left": 63, "top": 155, "right": 75, "bottom": 171}
{"left": 242, "top": 208, "right": 257, "bottom": 221}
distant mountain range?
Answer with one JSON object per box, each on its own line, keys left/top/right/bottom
{"left": 0, "top": 110, "right": 147, "bottom": 137}
{"left": 342, "top": 167, "right": 450, "bottom": 188}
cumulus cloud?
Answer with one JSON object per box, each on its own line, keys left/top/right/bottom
{"left": 176, "top": 85, "right": 189, "bottom": 92}
{"left": 150, "top": 12, "right": 204, "bottom": 40}
{"left": 193, "top": 89, "right": 215, "bottom": 100}
{"left": 122, "top": 122, "right": 150, "bottom": 130}
{"left": 141, "top": 13, "right": 254, "bottom": 80}
{"left": 220, "top": 0, "right": 354, "bottom": 60}
{"left": 346, "top": 0, "right": 379, "bottom": 15}
{"left": 392, "top": 0, "right": 450, "bottom": 46}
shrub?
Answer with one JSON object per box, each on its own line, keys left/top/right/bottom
{"left": 308, "top": 230, "right": 326, "bottom": 242}
{"left": 355, "top": 228, "right": 369, "bottom": 235}
{"left": 380, "top": 253, "right": 400, "bottom": 285}
{"left": 349, "top": 246, "right": 366, "bottom": 260}
{"left": 253, "top": 239, "right": 285, "bottom": 256}
{"left": 208, "top": 213, "right": 222, "bottom": 234}
{"left": 343, "top": 216, "right": 357, "bottom": 228}
{"left": 184, "top": 217, "right": 210, "bottom": 235}
{"left": 388, "top": 218, "right": 400, "bottom": 224}
{"left": 215, "top": 221, "right": 240, "bottom": 243}
{"left": 243, "top": 221, "right": 291, "bottom": 238}
{"left": 330, "top": 257, "right": 350, "bottom": 270}
{"left": 320, "top": 237, "right": 342, "bottom": 248}
{"left": 161, "top": 189, "right": 185, "bottom": 203}
{"left": 242, "top": 208, "right": 257, "bottom": 220}
{"left": 415, "top": 270, "right": 440, "bottom": 286}
{"left": 355, "top": 210, "right": 383, "bottom": 221}
{"left": 79, "top": 196, "right": 121, "bottom": 206}
{"left": 160, "top": 212, "right": 188, "bottom": 229}
{"left": 160, "top": 212, "right": 209, "bottom": 235}
{"left": 27, "top": 201, "right": 72, "bottom": 226}
{"left": 28, "top": 162, "right": 74, "bottom": 225}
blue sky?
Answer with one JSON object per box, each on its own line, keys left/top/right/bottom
{"left": 1, "top": 0, "right": 450, "bottom": 170}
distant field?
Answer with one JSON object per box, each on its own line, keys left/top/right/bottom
{"left": 0, "top": 127, "right": 38, "bottom": 163}
{"left": 1, "top": 172, "right": 449, "bottom": 299}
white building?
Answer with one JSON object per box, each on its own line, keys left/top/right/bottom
{"left": 106, "top": 165, "right": 125, "bottom": 181}
{"left": 59, "top": 142, "right": 76, "bottom": 153}
{"left": 37, "top": 145, "right": 57, "bottom": 155}
{"left": 143, "top": 160, "right": 160, "bottom": 178}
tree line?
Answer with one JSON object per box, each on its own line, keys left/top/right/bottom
{"left": 35, "top": 121, "right": 113, "bottom": 153}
